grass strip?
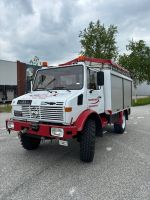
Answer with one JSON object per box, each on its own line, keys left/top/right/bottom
{"left": 132, "top": 97, "right": 150, "bottom": 106}
{"left": 0, "top": 104, "right": 12, "bottom": 112}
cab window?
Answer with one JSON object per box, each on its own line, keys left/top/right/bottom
{"left": 87, "top": 70, "right": 99, "bottom": 90}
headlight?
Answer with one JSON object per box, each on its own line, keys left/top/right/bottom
{"left": 7, "top": 121, "right": 14, "bottom": 129}
{"left": 51, "top": 128, "right": 64, "bottom": 138}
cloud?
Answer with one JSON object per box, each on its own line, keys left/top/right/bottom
{"left": 0, "top": 0, "right": 150, "bottom": 64}
{"left": 4, "top": 0, "right": 33, "bottom": 14}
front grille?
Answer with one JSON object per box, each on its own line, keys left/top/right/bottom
{"left": 21, "top": 104, "right": 64, "bottom": 122}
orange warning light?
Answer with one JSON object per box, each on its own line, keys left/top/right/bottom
{"left": 78, "top": 55, "right": 86, "bottom": 62}
{"left": 42, "top": 62, "right": 48, "bottom": 67}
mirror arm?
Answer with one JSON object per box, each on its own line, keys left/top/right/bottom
{"left": 89, "top": 89, "right": 94, "bottom": 93}
{"left": 30, "top": 81, "right": 33, "bottom": 92}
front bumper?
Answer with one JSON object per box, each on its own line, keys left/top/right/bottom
{"left": 6, "top": 119, "right": 78, "bottom": 139}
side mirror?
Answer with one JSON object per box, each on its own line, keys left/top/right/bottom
{"left": 97, "top": 71, "right": 104, "bottom": 86}
{"left": 39, "top": 75, "right": 46, "bottom": 84}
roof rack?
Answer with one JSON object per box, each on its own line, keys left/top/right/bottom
{"left": 59, "top": 56, "right": 130, "bottom": 77}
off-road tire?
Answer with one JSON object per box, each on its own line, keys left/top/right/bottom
{"left": 114, "top": 112, "right": 126, "bottom": 134}
{"left": 96, "top": 128, "right": 103, "bottom": 137}
{"left": 80, "top": 119, "right": 96, "bottom": 162}
{"left": 20, "top": 134, "right": 41, "bottom": 150}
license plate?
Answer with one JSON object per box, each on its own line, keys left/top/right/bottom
{"left": 59, "top": 140, "right": 68, "bottom": 146}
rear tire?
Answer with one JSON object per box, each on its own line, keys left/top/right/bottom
{"left": 114, "top": 112, "right": 126, "bottom": 134}
{"left": 80, "top": 119, "right": 96, "bottom": 162}
{"left": 20, "top": 134, "right": 41, "bottom": 150}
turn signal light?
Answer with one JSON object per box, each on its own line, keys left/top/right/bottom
{"left": 64, "top": 107, "right": 72, "bottom": 112}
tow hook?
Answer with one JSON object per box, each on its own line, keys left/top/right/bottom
{"left": 18, "top": 128, "right": 28, "bottom": 137}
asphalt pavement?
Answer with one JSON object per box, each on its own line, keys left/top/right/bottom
{"left": 0, "top": 105, "right": 150, "bottom": 200}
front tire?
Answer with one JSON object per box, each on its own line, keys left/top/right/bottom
{"left": 20, "top": 134, "right": 41, "bottom": 150}
{"left": 80, "top": 119, "right": 96, "bottom": 162}
{"left": 114, "top": 112, "right": 126, "bottom": 134}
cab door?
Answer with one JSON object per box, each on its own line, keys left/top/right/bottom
{"left": 87, "top": 69, "right": 104, "bottom": 114}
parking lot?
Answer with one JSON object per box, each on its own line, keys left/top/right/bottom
{"left": 0, "top": 105, "right": 150, "bottom": 200}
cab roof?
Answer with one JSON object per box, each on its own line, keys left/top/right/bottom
{"left": 59, "top": 56, "right": 129, "bottom": 75}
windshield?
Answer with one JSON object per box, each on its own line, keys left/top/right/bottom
{"left": 33, "top": 65, "right": 84, "bottom": 91}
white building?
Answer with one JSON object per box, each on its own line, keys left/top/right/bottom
{"left": 132, "top": 82, "right": 150, "bottom": 97}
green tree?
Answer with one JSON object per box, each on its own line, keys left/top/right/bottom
{"left": 79, "top": 20, "right": 118, "bottom": 59}
{"left": 119, "top": 40, "right": 150, "bottom": 86}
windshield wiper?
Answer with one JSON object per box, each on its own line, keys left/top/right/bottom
{"left": 33, "top": 88, "right": 51, "bottom": 93}
{"left": 45, "top": 78, "right": 56, "bottom": 88}
{"left": 34, "top": 78, "right": 56, "bottom": 92}
{"left": 52, "top": 86, "right": 71, "bottom": 92}
{"left": 33, "top": 88, "right": 44, "bottom": 91}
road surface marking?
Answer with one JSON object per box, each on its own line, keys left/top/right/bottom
{"left": 106, "top": 147, "right": 112, "bottom": 151}
{"left": 137, "top": 116, "right": 144, "bottom": 119}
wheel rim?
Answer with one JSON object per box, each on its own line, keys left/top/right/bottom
{"left": 122, "top": 114, "right": 126, "bottom": 129}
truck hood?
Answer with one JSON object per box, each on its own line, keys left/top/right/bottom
{"left": 12, "top": 90, "right": 82, "bottom": 106}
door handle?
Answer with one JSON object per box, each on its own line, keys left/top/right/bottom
{"left": 97, "top": 96, "right": 101, "bottom": 98}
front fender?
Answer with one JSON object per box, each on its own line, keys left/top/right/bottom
{"left": 74, "top": 109, "right": 100, "bottom": 132}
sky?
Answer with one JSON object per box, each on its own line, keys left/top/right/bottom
{"left": 0, "top": 0, "right": 150, "bottom": 65}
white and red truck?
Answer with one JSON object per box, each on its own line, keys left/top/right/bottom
{"left": 6, "top": 56, "right": 132, "bottom": 162}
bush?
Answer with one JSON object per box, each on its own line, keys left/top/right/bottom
{"left": 132, "top": 97, "right": 150, "bottom": 106}
{"left": 0, "top": 104, "right": 12, "bottom": 112}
